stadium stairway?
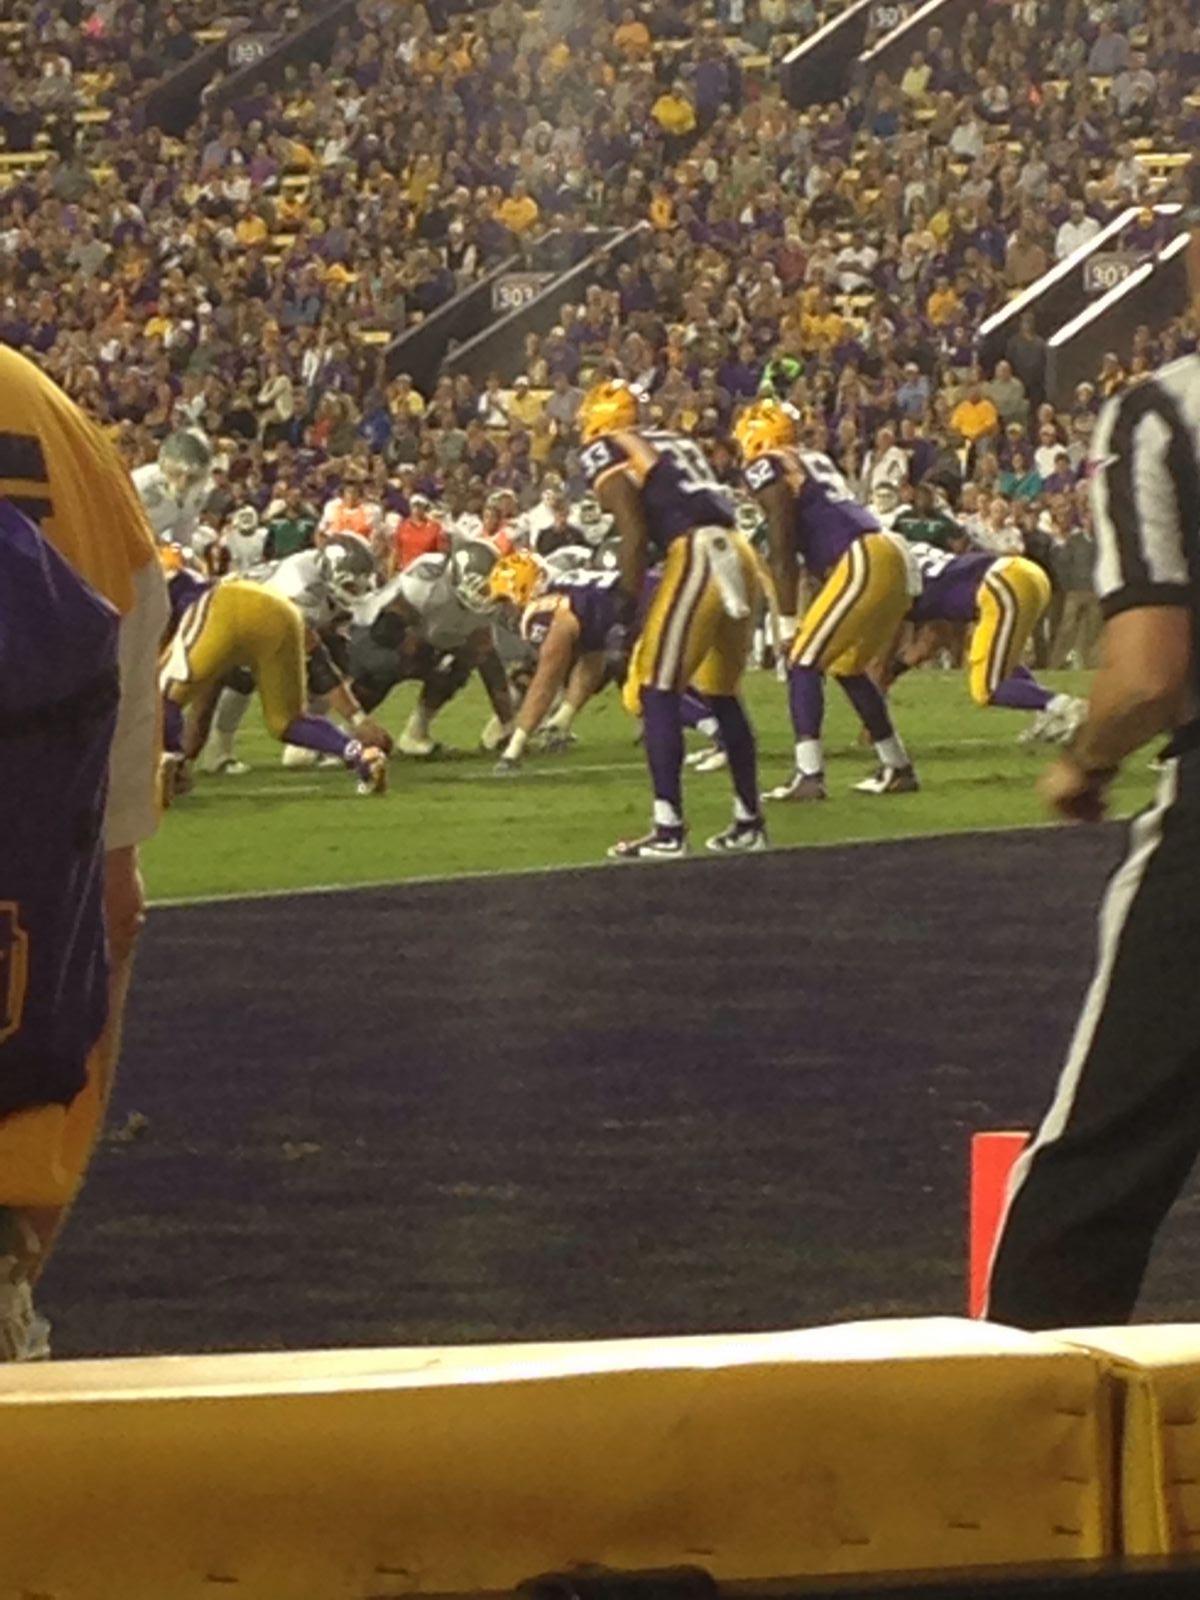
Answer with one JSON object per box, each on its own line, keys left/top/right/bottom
{"left": 438, "top": 222, "right": 653, "bottom": 386}
{"left": 978, "top": 204, "right": 1186, "bottom": 382}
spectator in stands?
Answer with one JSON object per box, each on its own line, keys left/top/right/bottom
{"left": 1005, "top": 313, "right": 1049, "bottom": 410}
{"left": 1055, "top": 200, "right": 1102, "bottom": 260}
{"left": 1087, "top": 18, "right": 1131, "bottom": 76}
{"left": 951, "top": 378, "right": 1000, "bottom": 448}
{"left": 390, "top": 494, "right": 447, "bottom": 573}
{"left": 987, "top": 361, "right": 1029, "bottom": 428}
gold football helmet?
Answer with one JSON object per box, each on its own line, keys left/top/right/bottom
{"left": 488, "top": 548, "right": 546, "bottom": 611}
{"left": 733, "top": 398, "right": 798, "bottom": 462}
{"left": 578, "top": 378, "right": 640, "bottom": 444}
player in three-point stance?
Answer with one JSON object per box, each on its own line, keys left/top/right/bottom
{"left": 578, "top": 378, "right": 765, "bottom": 858}
{"left": 158, "top": 547, "right": 391, "bottom": 801}
{"left": 735, "top": 398, "right": 919, "bottom": 800}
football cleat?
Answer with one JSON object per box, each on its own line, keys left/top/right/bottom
{"left": 706, "top": 818, "right": 768, "bottom": 853}
{"left": 694, "top": 746, "right": 729, "bottom": 774}
{"left": 396, "top": 729, "right": 440, "bottom": 757}
{"left": 210, "top": 755, "right": 251, "bottom": 776}
{"left": 853, "top": 764, "right": 920, "bottom": 795}
{"left": 765, "top": 771, "right": 827, "bottom": 802}
{"left": 607, "top": 825, "right": 687, "bottom": 860}
{"left": 352, "top": 748, "right": 390, "bottom": 800}
{"left": 0, "top": 1275, "right": 49, "bottom": 1363}
{"left": 492, "top": 755, "right": 520, "bottom": 777}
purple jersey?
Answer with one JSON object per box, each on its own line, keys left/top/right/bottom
{"left": 743, "top": 449, "right": 878, "bottom": 580}
{"left": 166, "top": 565, "right": 214, "bottom": 636}
{"left": 580, "top": 428, "right": 734, "bottom": 560}
{"left": 0, "top": 500, "right": 119, "bottom": 1116}
{"left": 521, "top": 569, "right": 626, "bottom": 654}
{"left": 906, "top": 543, "right": 997, "bottom": 624}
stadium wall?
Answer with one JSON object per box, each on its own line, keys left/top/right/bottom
{"left": 0, "top": 1319, "right": 1113, "bottom": 1598}
{"left": 441, "top": 223, "right": 652, "bottom": 383}
{"left": 853, "top": 0, "right": 977, "bottom": 84}
{"left": 206, "top": 0, "right": 360, "bottom": 120}
{"left": 1044, "top": 233, "right": 1191, "bottom": 407}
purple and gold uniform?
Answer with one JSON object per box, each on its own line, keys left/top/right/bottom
{"left": 160, "top": 571, "right": 311, "bottom": 741}
{"left": 521, "top": 570, "right": 627, "bottom": 656}
{"left": 908, "top": 542, "right": 1053, "bottom": 709}
{"left": 581, "top": 429, "right": 734, "bottom": 559}
{"left": 0, "top": 501, "right": 119, "bottom": 1203}
{"left": 744, "top": 447, "right": 913, "bottom": 674}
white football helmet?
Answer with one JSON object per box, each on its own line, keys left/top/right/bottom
{"left": 321, "top": 533, "right": 377, "bottom": 607}
{"left": 450, "top": 539, "right": 500, "bottom": 613}
{"left": 158, "top": 429, "right": 213, "bottom": 496}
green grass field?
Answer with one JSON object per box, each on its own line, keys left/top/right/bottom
{"left": 143, "top": 667, "right": 1153, "bottom": 903}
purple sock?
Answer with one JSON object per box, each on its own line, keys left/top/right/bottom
{"left": 681, "top": 689, "right": 720, "bottom": 741}
{"left": 282, "top": 713, "right": 353, "bottom": 761}
{"left": 990, "top": 666, "right": 1052, "bottom": 713}
{"left": 787, "top": 665, "right": 825, "bottom": 739}
{"left": 707, "top": 695, "right": 759, "bottom": 819}
{"left": 641, "top": 686, "right": 684, "bottom": 820}
{"left": 837, "top": 674, "right": 895, "bottom": 741}
{"left": 162, "top": 698, "right": 183, "bottom": 754}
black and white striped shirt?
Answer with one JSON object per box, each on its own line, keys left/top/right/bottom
{"left": 1090, "top": 355, "right": 1200, "bottom": 622}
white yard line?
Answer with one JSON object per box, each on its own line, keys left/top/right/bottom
{"left": 149, "top": 819, "right": 1074, "bottom": 910}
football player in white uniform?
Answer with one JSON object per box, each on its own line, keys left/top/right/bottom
{"left": 347, "top": 539, "right": 517, "bottom": 755}
{"left": 132, "top": 430, "right": 215, "bottom": 552}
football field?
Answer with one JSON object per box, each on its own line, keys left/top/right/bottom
{"left": 143, "top": 666, "right": 1148, "bottom": 901}
{"left": 43, "top": 668, "right": 1200, "bottom": 1359}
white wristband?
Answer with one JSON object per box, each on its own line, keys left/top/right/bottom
{"left": 505, "top": 728, "right": 529, "bottom": 761}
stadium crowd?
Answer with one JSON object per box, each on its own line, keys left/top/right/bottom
{"left": 2, "top": 0, "right": 1198, "bottom": 681}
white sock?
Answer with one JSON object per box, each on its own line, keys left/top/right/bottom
{"left": 795, "top": 738, "right": 823, "bottom": 776}
{"left": 545, "top": 702, "right": 576, "bottom": 732}
{"left": 404, "top": 707, "right": 429, "bottom": 741}
{"left": 698, "top": 715, "right": 719, "bottom": 739}
{"left": 734, "top": 797, "right": 757, "bottom": 823}
{"left": 874, "top": 735, "right": 909, "bottom": 770}
{"left": 653, "top": 799, "right": 683, "bottom": 829}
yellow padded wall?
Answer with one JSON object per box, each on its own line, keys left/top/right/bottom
{"left": 0, "top": 1318, "right": 1112, "bottom": 1600}
{"left": 1058, "top": 1325, "right": 1200, "bottom": 1558}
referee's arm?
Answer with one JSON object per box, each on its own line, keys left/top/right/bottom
{"left": 1042, "top": 382, "right": 1198, "bottom": 821}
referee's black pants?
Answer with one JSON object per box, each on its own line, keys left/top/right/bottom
{"left": 987, "top": 751, "right": 1200, "bottom": 1329}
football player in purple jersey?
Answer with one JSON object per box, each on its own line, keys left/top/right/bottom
{"left": 578, "top": 378, "right": 765, "bottom": 858}
{"left": 735, "top": 398, "right": 919, "bottom": 800}
{"left": 893, "top": 542, "right": 1087, "bottom": 739}
{"left": 486, "top": 550, "right": 623, "bottom": 771}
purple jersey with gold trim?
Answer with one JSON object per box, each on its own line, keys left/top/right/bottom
{"left": 166, "top": 565, "right": 213, "bottom": 636}
{"left": 906, "top": 543, "right": 997, "bottom": 624}
{"left": 521, "top": 569, "right": 627, "bottom": 654}
{"left": 0, "top": 499, "right": 119, "bottom": 1116}
{"left": 581, "top": 428, "right": 734, "bottom": 560}
{"left": 743, "top": 448, "right": 878, "bottom": 580}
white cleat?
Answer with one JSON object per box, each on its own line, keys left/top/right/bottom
{"left": 852, "top": 764, "right": 920, "bottom": 795}
{"left": 0, "top": 1275, "right": 50, "bottom": 1363}
{"left": 396, "top": 730, "right": 440, "bottom": 758}
{"left": 766, "top": 772, "right": 827, "bottom": 802}
{"left": 607, "top": 826, "right": 687, "bottom": 860}
{"left": 694, "top": 746, "right": 728, "bottom": 774}
{"left": 210, "top": 756, "right": 251, "bottom": 776}
{"left": 706, "top": 818, "right": 768, "bottom": 853}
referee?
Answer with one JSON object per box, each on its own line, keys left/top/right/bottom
{"left": 985, "top": 338, "right": 1200, "bottom": 1329}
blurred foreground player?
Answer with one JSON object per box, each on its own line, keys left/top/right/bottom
{"left": 0, "top": 345, "right": 168, "bottom": 1359}
{"left": 579, "top": 379, "right": 764, "bottom": 858}
{"left": 987, "top": 338, "right": 1200, "bottom": 1329}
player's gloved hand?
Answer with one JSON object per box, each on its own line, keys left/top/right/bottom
{"left": 493, "top": 755, "right": 521, "bottom": 777}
